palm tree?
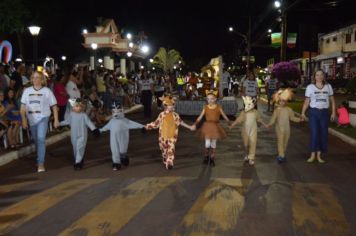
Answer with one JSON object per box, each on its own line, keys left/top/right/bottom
{"left": 153, "top": 47, "right": 183, "bottom": 73}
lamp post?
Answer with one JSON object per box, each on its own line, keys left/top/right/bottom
{"left": 28, "top": 26, "right": 41, "bottom": 68}
{"left": 228, "top": 16, "right": 251, "bottom": 71}
{"left": 90, "top": 43, "right": 98, "bottom": 69}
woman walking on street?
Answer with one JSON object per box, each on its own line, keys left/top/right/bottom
{"left": 20, "top": 71, "right": 59, "bottom": 172}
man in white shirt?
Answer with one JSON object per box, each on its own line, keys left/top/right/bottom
{"left": 242, "top": 71, "right": 259, "bottom": 109}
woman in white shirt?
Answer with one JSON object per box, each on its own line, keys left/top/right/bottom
{"left": 20, "top": 71, "right": 59, "bottom": 172}
{"left": 301, "top": 70, "right": 336, "bottom": 163}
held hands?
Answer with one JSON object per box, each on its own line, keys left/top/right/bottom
{"left": 300, "top": 114, "right": 307, "bottom": 122}
{"left": 53, "top": 120, "right": 60, "bottom": 129}
{"left": 190, "top": 124, "right": 196, "bottom": 131}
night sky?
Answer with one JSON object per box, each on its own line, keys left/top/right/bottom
{"left": 8, "top": 0, "right": 356, "bottom": 70}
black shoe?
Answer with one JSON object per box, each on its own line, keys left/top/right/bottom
{"left": 79, "top": 160, "right": 84, "bottom": 169}
{"left": 121, "top": 157, "right": 130, "bottom": 167}
{"left": 209, "top": 157, "right": 215, "bottom": 167}
{"left": 203, "top": 155, "right": 209, "bottom": 164}
{"left": 167, "top": 164, "right": 173, "bottom": 170}
{"left": 74, "top": 163, "right": 80, "bottom": 170}
{"left": 112, "top": 163, "right": 122, "bottom": 171}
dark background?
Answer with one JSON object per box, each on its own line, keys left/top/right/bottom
{"left": 4, "top": 0, "right": 356, "bottom": 70}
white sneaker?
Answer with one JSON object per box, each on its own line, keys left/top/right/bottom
{"left": 248, "top": 159, "right": 255, "bottom": 166}
{"left": 37, "top": 164, "right": 46, "bottom": 173}
{"left": 244, "top": 156, "right": 249, "bottom": 162}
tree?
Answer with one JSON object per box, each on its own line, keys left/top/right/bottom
{"left": 153, "top": 47, "right": 182, "bottom": 73}
{"left": 272, "top": 61, "right": 301, "bottom": 87}
{"left": 0, "top": 0, "right": 30, "bottom": 58}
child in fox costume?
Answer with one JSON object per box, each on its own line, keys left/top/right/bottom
{"left": 144, "top": 95, "right": 195, "bottom": 170}
{"left": 267, "top": 88, "right": 301, "bottom": 163}
{"left": 230, "top": 96, "right": 267, "bottom": 166}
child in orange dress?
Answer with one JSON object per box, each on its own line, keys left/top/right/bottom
{"left": 193, "top": 90, "right": 230, "bottom": 166}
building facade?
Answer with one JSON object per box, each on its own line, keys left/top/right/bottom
{"left": 316, "top": 23, "right": 356, "bottom": 79}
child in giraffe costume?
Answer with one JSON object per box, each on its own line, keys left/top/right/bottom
{"left": 194, "top": 90, "right": 230, "bottom": 166}
{"left": 230, "top": 96, "right": 267, "bottom": 166}
{"left": 267, "top": 88, "right": 302, "bottom": 163}
{"left": 144, "top": 95, "right": 195, "bottom": 170}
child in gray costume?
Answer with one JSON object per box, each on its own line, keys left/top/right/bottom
{"left": 60, "top": 98, "right": 99, "bottom": 170}
{"left": 100, "top": 103, "right": 143, "bottom": 171}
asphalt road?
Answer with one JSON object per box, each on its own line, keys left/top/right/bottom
{"left": 1, "top": 99, "right": 356, "bottom": 236}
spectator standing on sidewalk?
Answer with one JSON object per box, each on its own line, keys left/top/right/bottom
{"left": 20, "top": 71, "right": 59, "bottom": 172}
{"left": 301, "top": 69, "right": 336, "bottom": 163}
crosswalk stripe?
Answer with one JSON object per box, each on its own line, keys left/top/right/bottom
{"left": 59, "top": 177, "right": 179, "bottom": 236}
{"left": 0, "top": 178, "right": 106, "bottom": 234}
{"left": 0, "top": 181, "right": 38, "bottom": 196}
{"left": 292, "top": 183, "right": 351, "bottom": 236}
{"left": 172, "top": 178, "right": 251, "bottom": 236}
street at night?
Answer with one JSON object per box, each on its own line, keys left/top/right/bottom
{"left": 1, "top": 0, "right": 356, "bottom": 235}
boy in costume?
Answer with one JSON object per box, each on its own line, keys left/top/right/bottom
{"left": 100, "top": 103, "right": 144, "bottom": 171}
{"left": 144, "top": 95, "right": 195, "bottom": 170}
{"left": 267, "top": 88, "right": 301, "bottom": 163}
{"left": 60, "top": 98, "right": 100, "bottom": 170}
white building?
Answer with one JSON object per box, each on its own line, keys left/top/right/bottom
{"left": 316, "top": 23, "right": 356, "bottom": 79}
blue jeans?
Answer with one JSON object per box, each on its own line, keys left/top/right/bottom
{"left": 30, "top": 117, "right": 49, "bottom": 164}
{"left": 308, "top": 108, "right": 329, "bottom": 153}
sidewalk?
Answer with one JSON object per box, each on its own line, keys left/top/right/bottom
{"left": 0, "top": 104, "right": 143, "bottom": 167}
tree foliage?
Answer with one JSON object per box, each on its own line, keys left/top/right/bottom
{"left": 153, "top": 47, "right": 182, "bottom": 73}
{"left": 0, "top": 0, "right": 30, "bottom": 34}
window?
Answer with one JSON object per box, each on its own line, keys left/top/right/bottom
{"left": 333, "top": 36, "right": 337, "bottom": 42}
{"left": 346, "top": 33, "right": 351, "bottom": 44}
{"left": 326, "top": 38, "right": 330, "bottom": 44}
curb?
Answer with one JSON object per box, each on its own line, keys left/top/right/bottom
{"left": 0, "top": 131, "right": 70, "bottom": 167}
{"left": 0, "top": 104, "right": 144, "bottom": 167}
{"left": 259, "top": 96, "right": 356, "bottom": 148}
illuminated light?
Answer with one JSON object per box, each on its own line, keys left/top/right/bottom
{"left": 129, "top": 42, "right": 134, "bottom": 48}
{"left": 141, "top": 45, "right": 149, "bottom": 54}
{"left": 28, "top": 26, "right": 41, "bottom": 36}
{"left": 91, "top": 43, "right": 98, "bottom": 50}
{"left": 127, "top": 52, "right": 132, "bottom": 57}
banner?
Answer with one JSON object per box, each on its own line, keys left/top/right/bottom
{"left": 287, "top": 33, "right": 297, "bottom": 48}
{"left": 271, "top": 33, "right": 281, "bottom": 48}
{"left": 271, "top": 33, "right": 297, "bottom": 48}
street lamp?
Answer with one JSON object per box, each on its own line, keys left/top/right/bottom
{"left": 274, "top": 0, "right": 281, "bottom": 8}
{"left": 228, "top": 18, "right": 252, "bottom": 71}
{"left": 149, "top": 58, "right": 154, "bottom": 63}
{"left": 268, "top": 29, "right": 272, "bottom": 33}
{"left": 126, "top": 33, "right": 132, "bottom": 40}
{"left": 129, "top": 42, "right": 134, "bottom": 48}
{"left": 127, "top": 52, "right": 132, "bottom": 57}
{"left": 83, "top": 29, "right": 88, "bottom": 34}
{"left": 141, "top": 45, "right": 150, "bottom": 54}
{"left": 91, "top": 43, "right": 98, "bottom": 50}
{"left": 98, "top": 58, "right": 103, "bottom": 63}
{"left": 61, "top": 56, "right": 66, "bottom": 61}
{"left": 28, "top": 25, "right": 41, "bottom": 67}
{"left": 274, "top": 0, "right": 287, "bottom": 61}
{"left": 90, "top": 43, "right": 98, "bottom": 69}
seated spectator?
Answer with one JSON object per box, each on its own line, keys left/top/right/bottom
{"left": 337, "top": 101, "right": 350, "bottom": 127}
{"left": 4, "top": 89, "right": 21, "bottom": 148}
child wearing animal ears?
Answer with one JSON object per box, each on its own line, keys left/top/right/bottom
{"left": 229, "top": 96, "right": 267, "bottom": 166}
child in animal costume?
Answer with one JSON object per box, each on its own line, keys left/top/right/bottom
{"left": 60, "top": 98, "right": 100, "bottom": 170}
{"left": 194, "top": 90, "right": 230, "bottom": 166}
{"left": 99, "top": 103, "right": 144, "bottom": 171}
{"left": 229, "top": 96, "right": 267, "bottom": 166}
{"left": 144, "top": 95, "right": 195, "bottom": 170}
{"left": 267, "top": 88, "right": 301, "bottom": 163}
